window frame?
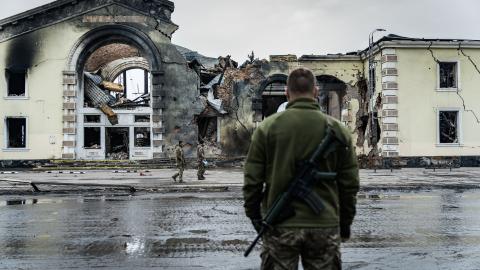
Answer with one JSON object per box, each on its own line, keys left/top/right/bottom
{"left": 3, "top": 116, "right": 29, "bottom": 151}
{"left": 436, "top": 60, "right": 460, "bottom": 92}
{"left": 133, "top": 127, "right": 152, "bottom": 148}
{"left": 134, "top": 114, "right": 151, "bottom": 123}
{"left": 4, "top": 69, "right": 29, "bottom": 100}
{"left": 113, "top": 68, "right": 150, "bottom": 101}
{"left": 83, "top": 127, "right": 102, "bottom": 150}
{"left": 83, "top": 114, "right": 103, "bottom": 125}
{"left": 436, "top": 108, "right": 462, "bottom": 147}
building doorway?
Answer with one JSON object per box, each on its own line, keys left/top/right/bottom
{"left": 105, "top": 127, "right": 129, "bottom": 160}
{"left": 262, "top": 81, "right": 287, "bottom": 119}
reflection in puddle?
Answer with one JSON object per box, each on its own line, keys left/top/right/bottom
{"left": 126, "top": 237, "right": 145, "bottom": 255}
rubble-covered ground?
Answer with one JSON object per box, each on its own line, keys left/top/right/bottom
{"left": 1, "top": 168, "right": 480, "bottom": 269}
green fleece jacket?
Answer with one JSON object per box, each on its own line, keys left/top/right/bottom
{"left": 243, "top": 98, "right": 360, "bottom": 229}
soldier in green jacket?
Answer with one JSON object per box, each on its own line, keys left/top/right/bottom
{"left": 243, "top": 68, "right": 359, "bottom": 270}
{"left": 172, "top": 141, "right": 186, "bottom": 183}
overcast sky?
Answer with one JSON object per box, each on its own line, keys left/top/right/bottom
{"left": 1, "top": 0, "right": 480, "bottom": 62}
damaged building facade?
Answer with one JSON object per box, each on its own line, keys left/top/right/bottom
{"left": 0, "top": 0, "right": 204, "bottom": 161}
{"left": 1, "top": 0, "right": 480, "bottom": 165}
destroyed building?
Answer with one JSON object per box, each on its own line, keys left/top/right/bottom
{"left": 1, "top": 0, "right": 480, "bottom": 166}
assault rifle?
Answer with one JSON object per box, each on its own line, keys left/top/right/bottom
{"left": 244, "top": 126, "right": 345, "bottom": 257}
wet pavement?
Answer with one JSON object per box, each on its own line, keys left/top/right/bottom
{"left": 3, "top": 167, "right": 480, "bottom": 195}
{"left": 1, "top": 187, "right": 480, "bottom": 269}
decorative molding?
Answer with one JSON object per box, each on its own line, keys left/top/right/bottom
{"left": 382, "top": 123, "right": 398, "bottom": 131}
{"left": 382, "top": 55, "right": 398, "bottom": 63}
{"left": 382, "top": 82, "right": 398, "bottom": 90}
{"left": 382, "top": 109, "right": 398, "bottom": 117}
{"left": 383, "top": 96, "right": 398, "bottom": 104}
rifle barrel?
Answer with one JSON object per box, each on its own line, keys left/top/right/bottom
{"left": 244, "top": 228, "right": 265, "bottom": 257}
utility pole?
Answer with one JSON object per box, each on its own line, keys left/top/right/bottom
{"left": 368, "top": 28, "right": 386, "bottom": 147}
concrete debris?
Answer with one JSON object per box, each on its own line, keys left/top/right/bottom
{"left": 101, "top": 81, "right": 124, "bottom": 93}
{"left": 108, "top": 152, "right": 129, "bottom": 160}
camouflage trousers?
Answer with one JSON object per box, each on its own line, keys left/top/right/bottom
{"left": 261, "top": 227, "right": 341, "bottom": 270}
{"left": 197, "top": 160, "right": 205, "bottom": 179}
{"left": 172, "top": 164, "right": 185, "bottom": 182}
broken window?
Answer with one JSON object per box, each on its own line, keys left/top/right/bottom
{"left": 439, "top": 62, "right": 457, "bottom": 88}
{"left": 6, "top": 69, "right": 26, "bottom": 96}
{"left": 439, "top": 111, "right": 459, "bottom": 144}
{"left": 134, "top": 115, "right": 150, "bottom": 123}
{"left": 84, "top": 127, "right": 101, "bottom": 149}
{"left": 6, "top": 118, "right": 26, "bottom": 148}
{"left": 114, "top": 68, "right": 150, "bottom": 101}
{"left": 84, "top": 115, "right": 101, "bottom": 123}
{"left": 198, "top": 117, "right": 218, "bottom": 143}
{"left": 134, "top": 127, "right": 151, "bottom": 147}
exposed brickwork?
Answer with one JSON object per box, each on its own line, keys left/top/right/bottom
{"left": 85, "top": 43, "right": 141, "bottom": 71}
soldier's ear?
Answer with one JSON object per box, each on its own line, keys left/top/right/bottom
{"left": 313, "top": 86, "right": 319, "bottom": 97}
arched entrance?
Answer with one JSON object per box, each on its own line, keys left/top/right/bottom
{"left": 62, "top": 25, "right": 165, "bottom": 160}
{"left": 316, "top": 75, "right": 348, "bottom": 120}
{"left": 253, "top": 74, "right": 288, "bottom": 120}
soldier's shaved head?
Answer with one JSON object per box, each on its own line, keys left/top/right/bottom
{"left": 287, "top": 68, "right": 315, "bottom": 94}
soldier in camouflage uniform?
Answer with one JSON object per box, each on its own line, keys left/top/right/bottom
{"left": 243, "top": 68, "right": 359, "bottom": 270}
{"left": 172, "top": 141, "right": 186, "bottom": 183}
{"left": 197, "top": 142, "right": 206, "bottom": 180}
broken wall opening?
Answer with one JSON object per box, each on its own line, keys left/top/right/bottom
{"left": 262, "top": 81, "right": 287, "bottom": 119}
{"left": 198, "top": 116, "right": 218, "bottom": 143}
{"left": 355, "top": 79, "right": 370, "bottom": 147}
{"left": 6, "top": 118, "right": 26, "bottom": 148}
{"left": 105, "top": 127, "right": 129, "bottom": 160}
{"left": 316, "top": 75, "right": 347, "bottom": 120}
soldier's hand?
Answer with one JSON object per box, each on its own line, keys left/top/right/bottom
{"left": 251, "top": 219, "right": 262, "bottom": 233}
{"left": 340, "top": 225, "right": 351, "bottom": 242}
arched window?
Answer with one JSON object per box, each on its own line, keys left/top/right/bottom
{"left": 113, "top": 68, "right": 151, "bottom": 101}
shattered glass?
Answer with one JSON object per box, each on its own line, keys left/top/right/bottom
{"left": 439, "top": 62, "right": 457, "bottom": 88}
{"left": 439, "top": 111, "right": 459, "bottom": 143}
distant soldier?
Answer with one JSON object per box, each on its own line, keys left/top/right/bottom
{"left": 172, "top": 141, "right": 186, "bottom": 183}
{"left": 197, "top": 142, "right": 206, "bottom": 180}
